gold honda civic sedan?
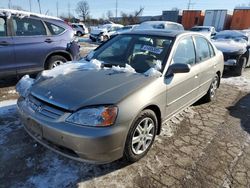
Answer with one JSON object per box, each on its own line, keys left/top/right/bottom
{"left": 17, "top": 30, "right": 224, "bottom": 164}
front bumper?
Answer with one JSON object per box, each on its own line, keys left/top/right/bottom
{"left": 17, "top": 97, "right": 128, "bottom": 164}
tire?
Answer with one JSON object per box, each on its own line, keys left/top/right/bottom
{"left": 203, "top": 74, "right": 219, "bottom": 102}
{"left": 76, "top": 31, "right": 82, "bottom": 37}
{"left": 124, "top": 109, "right": 158, "bottom": 163}
{"left": 46, "top": 55, "right": 67, "bottom": 70}
{"left": 235, "top": 57, "right": 247, "bottom": 76}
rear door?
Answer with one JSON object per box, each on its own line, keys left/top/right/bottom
{"left": 193, "top": 36, "right": 216, "bottom": 96}
{"left": 0, "top": 16, "right": 16, "bottom": 76}
{"left": 12, "top": 16, "right": 52, "bottom": 74}
{"left": 165, "top": 36, "right": 200, "bottom": 118}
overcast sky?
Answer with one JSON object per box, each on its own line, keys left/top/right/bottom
{"left": 0, "top": 0, "right": 249, "bottom": 18}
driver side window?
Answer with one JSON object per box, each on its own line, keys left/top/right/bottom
{"left": 173, "top": 37, "right": 195, "bottom": 65}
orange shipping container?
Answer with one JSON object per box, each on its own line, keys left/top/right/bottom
{"left": 231, "top": 8, "right": 250, "bottom": 30}
{"left": 182, "top": 10, "right": 204, "bottom": 30}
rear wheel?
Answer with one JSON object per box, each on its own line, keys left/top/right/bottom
{"left": 46, "top": 55, "right": 67, "bottom": 70}
{"left": 235, "top": 57, "right": 246, "bottom": 76}
{"left": 124, "top": 110, "right": 157, "bottom": 162}
{"left": 203, "top": 74, "right": 219, "bottom": 102}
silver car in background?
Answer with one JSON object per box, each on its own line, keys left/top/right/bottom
{"left": 18, "top": 30, "right": 224, "bottom": 164}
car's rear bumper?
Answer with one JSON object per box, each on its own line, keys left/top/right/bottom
{"left": 17, "top": 97, "right": 128, "bottom": 164}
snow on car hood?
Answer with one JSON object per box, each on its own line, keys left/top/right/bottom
{"left": 90, "top": 28, "right": 108, "bottom": 35}
{"left": 212, "top": 39, "right": 247, "bottom": 53}
{"left": 30, "top": 69, "right": 156, "bottom": 111}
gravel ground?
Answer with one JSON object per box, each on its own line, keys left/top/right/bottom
{"left": 1, "top": 38, "right": 250, "bottom": 187}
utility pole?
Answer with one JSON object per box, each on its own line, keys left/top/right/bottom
{"left": 68, "top": 3, "right": 71, "bottom": 19}
{"left": 115, "top": 0, "right": 118, "bottom": 18}
{"left": 187, "top": 0, "right": 191, "bottom": 10}
{"left": 37, "top": 0, "right": 41, "bottom": 14}
{"left": 29, "top": 0, "right": 32, "bottom": 12}
{"left": 8, "top": 0, "right": 12, "bottom": 9}
{"left": 56, "top": 1, "right": 59, "bottom": 17}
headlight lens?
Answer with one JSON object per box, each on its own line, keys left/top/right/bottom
{"left": 66, "top": 106, "right": 118, "bottom": 127}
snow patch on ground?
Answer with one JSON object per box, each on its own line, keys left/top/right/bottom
{"left": 0, "top": 99, "right": 17, "bottom": 115}
{"left": 221, "top": 76, "right": 250, "bottom": 92}
{"left": 157, "top": 107, "right": 197, "bottom": 139}
{"left": 25, "top": 152, "right": 79, "bottom": 188}
{"left": 7, "top": 89, "right": 17, "bottom": 94}
{"left": 0, "top": 100, "right": 19, "bottom": 145}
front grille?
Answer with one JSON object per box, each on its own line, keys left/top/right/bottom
{"left": 27, "top": 95, "right": 65, "bottom": 120}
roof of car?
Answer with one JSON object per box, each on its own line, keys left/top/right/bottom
{"left": 0, "top": 9, "right": 62, "bottom": 21}
{"left": 122, "top": 29, "right": 188, "bottom": 38}
{"left": 141, "top": 21, "right": 183, "bottom": 26}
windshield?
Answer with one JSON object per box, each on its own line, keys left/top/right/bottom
{"left": 191, "top": 27, "right": 210, "bottom": 32}
{"left": 90, "top": 34, "right": 173, "bottom": 73}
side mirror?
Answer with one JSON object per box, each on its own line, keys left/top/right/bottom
{"left": 166, "top": 63, "right": 191, "bottom": 76}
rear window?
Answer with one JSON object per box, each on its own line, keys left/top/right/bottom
{"left": 13, "top": 17, "right": 47, "bottom": 36}
{"left": 46, "top": 22, "right": 65, "bottom": 35}
{"left": 0, "top": 17, "right": 6, "bottom": 37}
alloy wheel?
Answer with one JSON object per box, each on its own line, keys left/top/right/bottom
{"left": 131, "top": 117, "right": 155, "bottom": 155}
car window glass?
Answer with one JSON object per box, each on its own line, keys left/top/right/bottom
{"left": 97, "top": 36, "right": 132, "bottom": 61}
{"left": 95, "top": 35, "right": 173, "bottom": 73}
{"left": 0, "top": 17, "right": 6, "bottom": 37}
{"left": 167, "top": 23, "right": 178, "bottom": 30}
{"left": 195, "top": 37, "right": 210, "bottom": 62}
{"left": 46, "top": 22, "right": 65, "bottom": 35}
{"left": 173, "top": 37, "right": 195, "bottom": 65}
{"left": 13, "top": 17, "right": 46, "bottom": 36}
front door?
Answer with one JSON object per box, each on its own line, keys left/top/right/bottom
{"left": 0, "top": 16, "right": 16, "bottom": 77}
{"left": 12, "top": 16, "right": 51, "bottom": 74}
{"left": 165, "top": 36, "right": 200, "bottom": 119}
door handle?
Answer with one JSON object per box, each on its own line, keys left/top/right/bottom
{"left": 0, "top": 41, "right": 10, "bottom": 46}
{"left": 195, "top": 75, "right": 199, "bottom": 79}
{"left": 44, "top": 39, "right": 53, "bottom": 43}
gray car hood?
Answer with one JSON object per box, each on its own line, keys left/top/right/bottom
{"left": 212, "top": 39, "right": 247, "bottom": 53}
{"left": 31, "top": 69, "right": 156, "bottom": 111}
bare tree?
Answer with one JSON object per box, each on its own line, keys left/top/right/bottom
{"left": 12, "top": 5, "right": 24, "bottom": 11}
{"left": 76, "top": 0, "right": 90, "bottom": 22}
{"left": 120, "top": 7, "right": 144, "bottom": 25}
{"left": 106, "top": 10, "right": 113, "bottom": 20}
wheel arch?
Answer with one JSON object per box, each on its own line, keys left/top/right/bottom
{"left": 216, "top": 71, "right": 221, "bottom": 88}
{"left": 143, "top": 105, "right": 162, "bottom": 135}
{"left": 44, "top": 51, "right": 73, "bottom": 69}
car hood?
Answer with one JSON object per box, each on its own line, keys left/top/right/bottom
{"left": 30, "top": 69, "right": 156, "bottom": 111}
{"left": 91, "top": 28, "right": 107, "bottom": 35}
{"left": 212, "top": 39, "right": 247, "bottom": 53}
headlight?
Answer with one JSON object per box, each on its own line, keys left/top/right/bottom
{"left": 66, "top": 106, "right": 118, "bottom": 127}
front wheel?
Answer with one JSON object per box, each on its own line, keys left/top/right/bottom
{"left": 203, "top": 74, "right": 219, "bottom": 102}
{"left": 46, "top": 55, "right": 67, "bottom": 70}
{"left": 124, "top": 109, "right": 157, "bottom": 163}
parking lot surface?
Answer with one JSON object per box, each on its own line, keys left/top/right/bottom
{"left": 1, "top": 39, "right": 250, "bottom": 187}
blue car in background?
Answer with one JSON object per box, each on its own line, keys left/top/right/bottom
{"left": 0, "top": 9, "right": 80, "bottom": 78}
